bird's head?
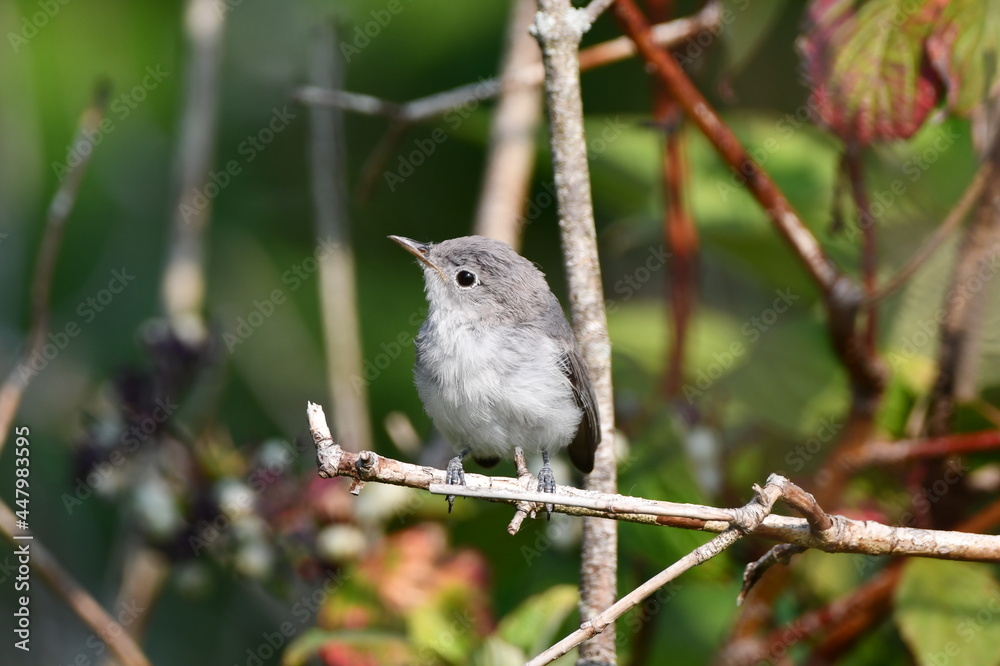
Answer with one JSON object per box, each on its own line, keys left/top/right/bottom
{"left": 389, "top": 235, "right": 552, "bottom": 324}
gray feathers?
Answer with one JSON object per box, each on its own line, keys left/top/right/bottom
{"left": 395, "top": 235, "right": 600, "bottom": 474}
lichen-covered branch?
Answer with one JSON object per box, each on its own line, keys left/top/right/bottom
{"left": 308, "top": 402, "right": 1000, "bottom": 563}
{"left": 531, "top": 0, "right": 618, "bottom": 661}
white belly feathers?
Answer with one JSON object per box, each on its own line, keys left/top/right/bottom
{"left": 414, "top": 317, "right": 582, "bottom": 460}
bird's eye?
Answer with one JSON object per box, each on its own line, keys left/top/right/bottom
{"left": 456, "top": 270, "right": 477, "bottom": 287}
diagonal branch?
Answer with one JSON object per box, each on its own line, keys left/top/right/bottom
{"left": 926, "top": 114, "right": 1000, "bottom": 435}
{"left": 529, "top": 515, "right": 765, "bottom": 665}
{"left": 0, "top": 492, "right": 151, "bottom": 666}
{"left": 867, "top": 160, "right": 992, "bottom": 305}
{"left": 844, "top": 148, "right": 878, "bottom": 352}
{"left": 0, "top": 84, "right": 108, "bottom": 455}
{"left": 613, "top": 0, "right": 887, "bottom": 428}
{"left": 613, "top": 0, "right": 840, "bottom": 294}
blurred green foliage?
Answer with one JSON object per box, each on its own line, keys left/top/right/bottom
{"left": 1, "top": 0, "right": 998, "bottom": 664}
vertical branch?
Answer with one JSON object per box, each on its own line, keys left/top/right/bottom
{"left": 645, "top": 0, "right": 697, "bottom": 398}
{"left": 844, "top": 148, "right": 877, "bottom": 353}
{"left": 532, "top": 1, "right": 617, "bottom": 663}
{"left": 662, "top": 128, "right": 697, "bottom": 398}
{"left": 473, "top": 0, "right": 543, "bottom": 250}
{"left": 0, "top": 84, "right": 108, "bottom": 453}
{"left": 161, "top": 0, "right": 225, "bottom": 345}
{"left": 308, "top": 22, "right": 372, "bottom": 453}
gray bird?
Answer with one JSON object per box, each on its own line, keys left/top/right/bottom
{"left": 389, "top": 235, "right": 600, "bottom": 511}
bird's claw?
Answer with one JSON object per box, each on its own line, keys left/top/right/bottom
{"left": 445, "top": 455, "right": 466, "bottom": 513}
{"left": 537, "top": 462, "right": 556, "bottom": 519}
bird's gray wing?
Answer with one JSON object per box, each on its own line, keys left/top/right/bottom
{"left": 559, "top": 339, "right": 600, "bottom": 474}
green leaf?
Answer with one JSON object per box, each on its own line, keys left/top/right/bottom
{"left": 894, "top": 559, "right": 1000, "bottom": 666}
{"left": 928, "top": 0, "right": 1000, "bottom": 114}
{"left": 469, "top": 636, "right": 527, "bottom": 666}
{"left": 406, "top": 599, "right": 477, "bottom": 665}
{"left": 496, "top": 584, "right": 579, "bottom": 656}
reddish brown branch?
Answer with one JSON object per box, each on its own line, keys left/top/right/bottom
{"left": 844, "top": 148, "right": 877, "bottom": 353}
{"left": 759, "top": 561, "right": 902, "bottom": 665}
{"left": 846, "top": 429, "right": 1000, "bottom": 467}
{"left": 613, "top": 0, "right": 840, "bottom": 294}
{"left": 772, "top": 477, "right": 834, "bottom": 533}
{"left": 612, "top": 0, "right": 885, "bottom": 419}
{"left": 646, "top": 0, "right": 698, "bottom": 399}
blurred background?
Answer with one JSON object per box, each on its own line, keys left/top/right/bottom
{"left": 1, "top": 0, "right": 998, "bottom": 664}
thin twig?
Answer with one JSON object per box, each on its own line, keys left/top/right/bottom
{"left": 528, "top": 481, "right": 783, "bottom": 666}
{"left": 581, "top": 0, "right": 618, "bottom": 25}
{"left": 0, "top": 84, "right": 109, "bottom": 454}
{"left": 507, "top": 446, "right": 540, "bottom": 533}
{"left": 867, "top": 161, "right": 992, "bottom": 305}
{"left": 293, "top": 10, "right": 721, "bottom": 124}
{"left": 98, "top": 545, "right": 169, "bottom": 666}
{"left": 296, "top": 6, "right": 722, "bottom": 200}
{"left": 307, "top": 22, "right": 371, "bottom": 453}
{"left": 926, "top": 109, "right": 1000, "bottom": 436}
{"left": 0, "top": 502, "right": 152, "bottom": 666}
{"left": 770, "top": 476, "right": 833, "bottom": 532}
{"left": 295, "top": 87, "right": 401, "bottom": 117}
{"left": 647, "top": 0, "right": 698, "bottom": 400}
{"left": 738, "top": 544, "right": 807, "bottom": 605}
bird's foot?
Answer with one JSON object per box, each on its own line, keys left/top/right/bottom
{"left": 445, "top": 453, "right": 467, "bottom": 513}
{"left": 537, "top": 453, "right": 556, "bottom": 519}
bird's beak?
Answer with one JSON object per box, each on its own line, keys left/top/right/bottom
{"left": 388, "top": 235, "right": 447, "bottom": 282}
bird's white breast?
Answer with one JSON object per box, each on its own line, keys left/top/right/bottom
{"left": 414, "top": 314, "right": 581, "bottom": 461}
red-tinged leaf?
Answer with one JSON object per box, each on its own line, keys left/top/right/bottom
{"left": 800, "top": 0, "right": 947, "bottom": 144}
{"left": 927, "top": 0, "right": 1000, "bottom": 114}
